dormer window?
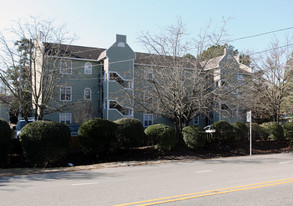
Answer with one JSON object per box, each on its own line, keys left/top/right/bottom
{"left": 84, "top": 62, "right": 92, "bottom": 74}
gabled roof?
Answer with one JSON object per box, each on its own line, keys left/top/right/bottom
{"left": 239, "top": 63, "right": 252, "bottom": 73}
{"left": 44, "top": 42, "right": 197, "bottom": 67}
{"left": 199, "top": 55, "right": 224, "bottom": 70}
{"left": 134, "top": 52, "right": 155, "bottom": 65}
{"left": 134, "top": 52, "right": 197, "bottom": 68}
{"left": 44, "top": 43, "right": 106, "bottom": 60}
{"left": 43, "top": 42, "right": 252, "bottom": 73}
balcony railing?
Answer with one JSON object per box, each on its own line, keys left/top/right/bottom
{"left": 109, "top": 72, "right": 132, "bottom": 89}
{"left": 109, "top": 100, "right": 132, "bottom": 116}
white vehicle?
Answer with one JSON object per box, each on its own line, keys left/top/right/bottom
{"left": 204, "top": 125, "right": 216, "bottom": 133}
{"left": 13, "top": 120, "right": 34, "bottom": 139}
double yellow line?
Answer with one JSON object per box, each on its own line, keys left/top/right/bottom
{"left": 114, "top": 178, "right": 293, "bottom": 206}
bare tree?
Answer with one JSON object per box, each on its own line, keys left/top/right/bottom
{"left": 133, "top": 19, "right": 246, "bottom": 143}
{"left": 0, "top": 16, "right": 75, "bottom": 121}
{"left": 72, "top": 101, "right": 94, "bottom": 124}
{"left": 249, "top": 39, "right": 293, "bottom": 123}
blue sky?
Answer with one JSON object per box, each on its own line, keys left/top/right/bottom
{"left": 1, "top": 0, "right": 293, "bottom": 55}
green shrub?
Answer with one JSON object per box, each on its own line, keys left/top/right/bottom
{"left": 283, "top": 122, "right": 293, "bottom": 140}
{"left": 245, "top": 123, "right": 268, "bottom": 141}
{"left": 114, "top": 118, "right": 145, "bottom": 148}
{"left": 20, "top": 121, "right": 70, "bottom": 167}
{"left": 182, "top": 126, "right": 206, "bottom": 150}
{"left": 261, "top": 122, "right": 284, "bottom": 141}
{"left": 78, "top": 118, "right": 118, "bottom": 157}
{"left": 211, "top": 121, "right": 234, "bottom": 144}
{"left": 232, "top": 121, "right": 248, "bottom": 142}
{"left": 0, "top": 119, "right": 12, "bottom": 167}
{"left": 145, "top": 124, "right": 175, "bottom": 153}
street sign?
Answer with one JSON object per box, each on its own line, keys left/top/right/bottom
{"left": 247, "top": 110, "right": 252, "bottom": 156}
{"left": 247, "top": 111, "right": 251, "bottom": 122}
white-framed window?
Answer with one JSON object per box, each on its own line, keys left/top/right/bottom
{"left": 193, "top": 116, "right": 200, "bottom": 125}
{"left": 220, "top": 80, "right": 227, "bottom": 87}
{"left": 143, "top": 113, "right": 153, "bottom": 127}
{"left": 145, "top": 68, "right": 154, "bottom": 80}
{"left": 84, "top": 88, "right": 91, "bottom": 100}
{"left": 60, "top": 60, "right": 72, "bottom": 74}
{"left": 60, "top": 86, "right": 72, "bottom": 101}
{"left": 84, "top": 62, "right": 92, "bottom": 74}
{"left": 59, "top": 113, "right": 72, "bottom": 124}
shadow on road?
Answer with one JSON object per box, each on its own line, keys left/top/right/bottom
{"left": 0, "top": 169, "right": 118, "bottom": 190}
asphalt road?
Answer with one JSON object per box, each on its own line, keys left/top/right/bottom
{"left": 1, "top": 153, "right": 293, "bottom": 206}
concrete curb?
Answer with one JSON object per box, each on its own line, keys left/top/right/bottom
{"left": 0, "top": 160, "right": 178, "bottom": 177}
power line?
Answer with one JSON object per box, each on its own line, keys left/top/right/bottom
{"left": 30, "top": 25, "right": 293, "bottom": 68}
{"left": 44, "top": 26, "right": 293, "bottom": 60}
{"left": 249, "top": 43, "right": 293, "bottom": 56}
{"left": 228, "top": 26, "right": 293, "bottom": 42}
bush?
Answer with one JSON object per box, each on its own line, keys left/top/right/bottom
{"left": 20, "top": 121, "right": 70, "bottom": 167}
{"left": 0, "top": 119, "right": 12, "bottom": 167}
{"left": 182, "top": 126, "right": 206, "bottom": 150}
{"left": 232, "top": 121, "right": 248, "bottom": 142}
{"left": 261, "top": 122, "right": 284, "bottom": 141}
{"left": 78, "top": 118, "right": 118, "bottom": 158}
{"left": 145, "top": 124, "right": 175, "bottom": 153}
{"left": 245, "top": 123, "right": 268, "bottom": 141}
{"left": 114, "top": 118, "right": 145, "bottom": 148}
{"left": 283, "top": 122, "right": 293, "bottom": 140}
{"left": 211, "top": 121, "right": 234, "bottom": 144}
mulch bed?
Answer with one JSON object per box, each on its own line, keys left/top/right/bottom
{"left": 1, "top": 141, "right": 292, "bottom": 177}
{"left": 68, "top": 140, "right": 293, "bottom": 166}
{"left": 5, "top": 140, "right": 293, "bottom": 169}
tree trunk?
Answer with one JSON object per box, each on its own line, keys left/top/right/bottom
{"left": 174, "top": 119, "right": 184, "bottom": 146}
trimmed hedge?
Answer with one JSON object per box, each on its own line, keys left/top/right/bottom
{"left": 283, "top": 122, "right": 293, "bottom": 140}
{"left": 0, "top": 119, "right": 12, "bottom": 167}
{"left": 114, "top": 118, "right": 145, "bottom": 148}
{"left": 145, "top": 124, "right": 175, "bottom": 153}
{"left": 261, "top": 122, "right": 284, "bottom": 141}
{"left": 232, "top": 121, "right": 248, "bottom": 142}
{"left": 78, "top": 118, "right": 118, "bottom": 157}
{"left": 182, "top": 126, "right": 206, "bottom": 150}
{"left": 20, "top": 121, "right": 70, "bottom": 167}
{"left": 245, "top": 123, "right": 268, "bottom": 141}
{"left": 211, "top": 121, "right": 234, "bottom": 144}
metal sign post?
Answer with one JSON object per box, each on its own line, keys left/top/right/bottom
{"left": 247, "top": 110, "right": 252, "bottom": 156}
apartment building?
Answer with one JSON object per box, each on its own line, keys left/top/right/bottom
{"left": 34, "top": 34, "right": 252, "bottom": 127}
